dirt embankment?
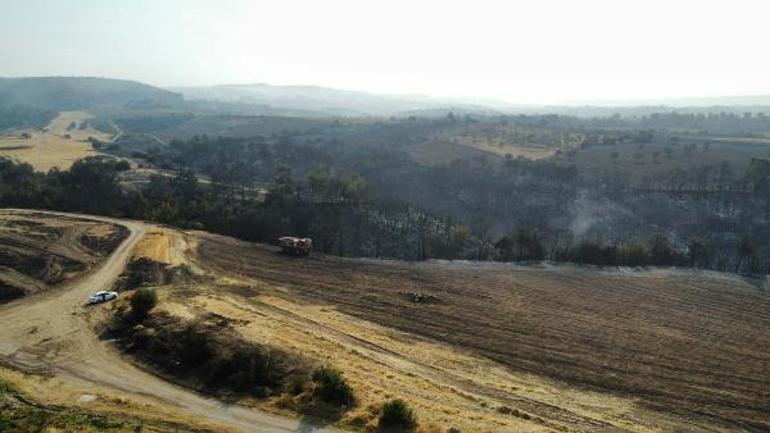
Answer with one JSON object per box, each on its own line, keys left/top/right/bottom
{"left": 100, "top": 229, "right": 361, "bottom": 430}
{"left": 196, "top": 232, "right": 770, "bottom": 432}
{"left": 0, "top": 373, "right": 204, "bottom": 433}
{"left": 0, "top": 213, "right": 343, "bottom": 433}
{"left": 0, "top": 211, "right": 128, "bottom": 302}
{"left": 100, "top": 228, "right": 299, "bottom": 388}
{"left": 104, "top": 308, "right": 313, "bottom": 399}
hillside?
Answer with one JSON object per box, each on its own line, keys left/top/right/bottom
{"left": 3, "top": 211, "right": 769, "bottom": 433}
{"left": 172, "top": 83, "right": 498, "bottom": 117}
{"left": 0, "top": 211, "right": 128, "bottom": 302}
{"left": 573, "top": 94, "right": 770, "bottom": 108}
{"left": 197, "top": 233, "right": 770, "bottom": 432}
{"left": 0, "top": 77, "right": 183, "bottom": 110}
{"left": 0, "top": 111, "right": 117, "bottom": 171}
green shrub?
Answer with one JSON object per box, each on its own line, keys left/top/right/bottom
{"left": 130, "top": 288, "right": 157, "bottom": 320}
{"left": 312, "top": 366, "right": 355, "bottom": 406}
{"left": 0, "top": 378, "right": 16, "bottom": 394}
{"left": 378, "top": 399, "right": 416, "bottom": 431}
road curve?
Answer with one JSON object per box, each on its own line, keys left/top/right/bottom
{"left": 0, "top": 209, "right": 343, "bottom": 433}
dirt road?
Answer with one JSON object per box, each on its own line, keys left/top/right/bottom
{"left": 0, "top": 209, "right": 343, "bottom": 433}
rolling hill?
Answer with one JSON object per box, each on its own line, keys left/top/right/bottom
{"left": 172, "top": 83, "right": 504, "bottom": 117}
{"left": 0, "top": 76, "right": 184, "bottom": 110}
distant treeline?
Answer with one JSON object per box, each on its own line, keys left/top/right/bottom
{"left": 496, "top": 229, "right": 760, "bottom": 273}
{"left": 0, "top": 105, "right": 56, "bottom": 131}
{"left": 4, "top": 109, "right": 770, "bottom": 272}
{"left": 0, "top": 157, "right": 459, "bottom": 261}
{"left": 492, "top": 112, "right": 770, "bottom": 136}
{"left": 2, "top": 153, "right": 769, "bottom": 274}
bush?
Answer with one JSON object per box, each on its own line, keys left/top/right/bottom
{"left": 379, "top": 399, "right": 416, "bottom": 431}
{"left": 0, "top": 378, "right": 17, "bottom": 394}
{"left": 289, "top": 375, "right": 309, "bottom": 395}
{"left": 179, "top": 324, "right": 212, "bottom": 364}
{"left": 312, "top": 367, "right": 355, "bottom": 406}
{"left": 130, "top": 288, "right": 157, "bottom": 320}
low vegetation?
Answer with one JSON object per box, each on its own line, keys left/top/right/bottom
{"left": 118, "top": 258, "right": 171, "bottom": 290}
{"left": 0, "top": 378, "right": 183, "bottom": 433}
{"left": 106, "top": 309, "right": 312, "bottom": 399}
{"left": 378, "top": 399, "right": 417, "bottom": 432}
{"left": 129, "top": 287, "right": 157, "bottom": 320}
{"left": 311, "top": 367, "right": 356, "bottom": 407}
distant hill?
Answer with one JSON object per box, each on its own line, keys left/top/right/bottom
{"left": 4, "top": 76, "right": 770, "bottom": 119}
{"left": 567, "top": 94, "right": 770, "bottom": 108}
{"left": 174, "top": 83, "right": 770, "bottom": 118}
{"left": 0, "top": 77, "right": 183, "bottom": 110}
{"left": 171, "top": 83, "right": 498, "bottom": 117}
{"left": 651, "top": 95, "right": 770, "bottom": 107}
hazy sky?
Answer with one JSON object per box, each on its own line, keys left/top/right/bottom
{"left": 2, "top": 0, "right": 769, "bottom": 104}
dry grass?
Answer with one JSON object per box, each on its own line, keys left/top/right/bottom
{"left": 194, "top": 233, "right": 770, "bottom": 432}
{"left": 409, "top": 137, "right": 555, "bottom": 167}
{"left": 7, "top": 216, "right": 765, "bottom": 433}
{"left": 169, "top": 293, "right": 636, "bottom": 432}
{"left": 409, "top": 140, "right": 496, "bottom": 166}
{"left": 129, "top": 229, "right": 195, "bottom": 268}
{"left": 461, "top": 137, "right": 556, "bottom": 160}
{"left": 0, "top": 367, "right": 224, "bottom": 433}
{"left": 131, "top": 231, "right": 173, "bottom": 264}
{"left": 0, "top": 111, "right": 112, "bottom": 171}
{"left": 563, "top": 138, "right": 770, "bottom": 178}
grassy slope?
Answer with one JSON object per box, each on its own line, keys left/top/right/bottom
{"left": 195, "top": 233, "right": 770, "bottom": 432}
{"left": 0, "top": 377, "right": 196, "bottom": 433}
{"left": 0, "top": 111, "right": 111, "bottom": 171}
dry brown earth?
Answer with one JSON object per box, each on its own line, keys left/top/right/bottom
{"left": 197, "top": 233, "right": 770, "bottom": 432}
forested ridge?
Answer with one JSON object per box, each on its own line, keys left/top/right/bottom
{"left": 0, "top": 105, "right": 56, "bottom": 130}
{"left": 4, "top": 110, "right": 770, "bottom": 273}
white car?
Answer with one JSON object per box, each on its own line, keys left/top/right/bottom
{"left": 88, "top": 290, "right": 119, "bottom": 305}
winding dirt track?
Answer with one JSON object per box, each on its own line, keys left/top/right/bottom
{"left": 0, "top": 209, "right": 342, "bottom": 433}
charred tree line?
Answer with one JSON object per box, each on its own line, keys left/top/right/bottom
{"left": 5, "top": 109, "right": 770, "bottom": 272}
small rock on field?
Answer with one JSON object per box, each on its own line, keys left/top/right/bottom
{"left": 497, "top": 405, "right": 512, "bottom": 414}
{"left": 77, "top": 394, "right": 97, "bottom": 403}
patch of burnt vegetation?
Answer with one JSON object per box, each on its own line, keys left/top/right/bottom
{"left": 403, "top": 292, "right": 441, "bottom": 304}
{"left": 105, "top": 309, "right": 312, "bottom": 399}
{"left": 0, "top": 249, "right": 82, "bottom": 286}
{"left": 0, "top": 218, "right": 130, "bottom": 303}
{"left": 78, "top": 225, "right": 129, "bottom": 255}
{"left": 114, "top": 258, "right": 173, "bottom": 291}
{"left": 0, "top": 281, "right": 25, "bottom": 302}
{"left": 4, "top": 219, "right": 61, "bottom": 241}
{"left": 34, "top": 256, "right": 81, "bottom": 285}
{"left": 114, "top": 255, "right": 197, "bottom": 294}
